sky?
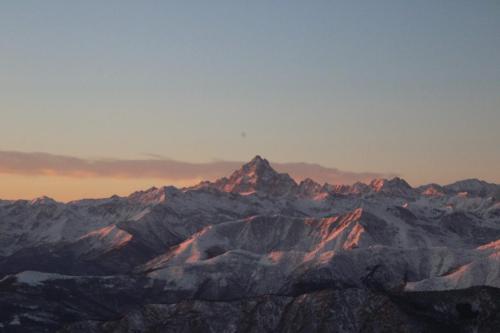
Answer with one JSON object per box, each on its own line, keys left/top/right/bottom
{"left": 0, "top": 1, "right": 499, "bottom": 200}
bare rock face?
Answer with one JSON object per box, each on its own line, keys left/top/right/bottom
{"left": 1, "top": 156, "right": 500, "bottom": 332}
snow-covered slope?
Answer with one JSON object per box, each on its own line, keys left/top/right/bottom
{"left": 1, "top": 156, "right": 499, "bottom": 331}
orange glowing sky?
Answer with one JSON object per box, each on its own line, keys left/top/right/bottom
{"left": 0, "top": 174, "right": 197, "bottom": 202}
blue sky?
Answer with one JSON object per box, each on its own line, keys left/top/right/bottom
{"left": 1, "top": 0, "right": 499, "bottom": 192}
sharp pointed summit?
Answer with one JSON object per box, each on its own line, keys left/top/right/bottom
{"left": 213, "top": 156, "right": 298, "bottom": 196}
{"left": 240, "top": 155, "right": 274, "bottom": 175}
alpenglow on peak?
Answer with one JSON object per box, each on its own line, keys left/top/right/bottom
{"left": 213, "top": 156, "right": 298, "bottom": 196}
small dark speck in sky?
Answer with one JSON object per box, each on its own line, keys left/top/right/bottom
{"left": 241, "top": 131, "right": 247, "bottom": 139}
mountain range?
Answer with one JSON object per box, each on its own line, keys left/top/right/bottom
{"left": 1, "top": 156, "right": 500, "bottom": 332}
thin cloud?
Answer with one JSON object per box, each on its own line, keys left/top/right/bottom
{"left": 0, "top": 150, "right": 396, "bottom": 185}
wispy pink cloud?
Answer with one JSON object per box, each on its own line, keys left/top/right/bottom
{"left": 0, "top": 150, "right": 396, "bottom": 185}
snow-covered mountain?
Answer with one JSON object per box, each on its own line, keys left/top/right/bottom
{"left": 1, "top": 156, "right": 500, "bottom": 332}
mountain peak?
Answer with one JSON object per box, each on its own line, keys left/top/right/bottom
{"left": 128, "top": 186, "right": 180, "bottom": 204}
{"left": 30, "top": 196, "right": 58, "bottom": 205}
{"left": 445, "top": 179, "right": 500, "bottom": 198}
{"left": 446, "top": 178, "right": 489, "bottom": 190}
{"left": 240, "top": 155, "right": 274, "bottom": 175}
{"left": 369, "top": 177, "right": 415, "bottom": 197}
{"left": 214, "top": 156, "right": 297, "bottom": 196}
{"left": 297, "top": 178, "right": 323, "bottom": 197}
{"left": 249, "top": 154, "right": 266, "bottom": 164}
